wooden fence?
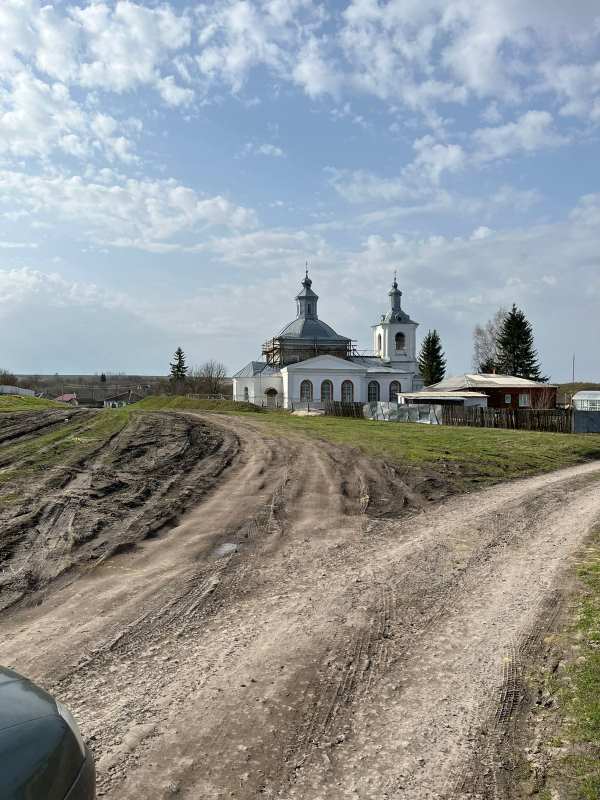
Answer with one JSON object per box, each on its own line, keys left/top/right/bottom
{"left": 442, "top": 406, "right": 572, "bottom": 433}
{"left": 323, "top": 401, "right": 365, "bottom": 418}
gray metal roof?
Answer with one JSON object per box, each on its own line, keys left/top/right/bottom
{"left": 349, "top": 355, "right": 413, "bottom": 373}
{"left": 427, "top": 373, "right": 554, "bottom": 390}
{"left": 233, "top": 361, "right": 280, "bottom": 378}
{"left": 573, "top": 390, "right": 600, "bottom": 399}
{"left": 277, "top": 316, "right": 349, "bottom": 340}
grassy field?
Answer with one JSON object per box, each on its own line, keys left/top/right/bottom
{"left": 564, "top": 533, "right": 600, "bottom": 799}
{"left": 134, "top": 395, "right": 262, "bottom": 414}
{"left": 130, "top": 396, "right": 600, "bottom": 485}
{"left": 0, "top": 395, "right": 69, "bottom": 412}
{"left": 531, "top": 529, "right": 600, "bottom": 800}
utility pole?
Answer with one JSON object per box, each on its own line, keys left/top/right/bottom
{"left": 572, "top": 353, "right": 575, "bottom": 386}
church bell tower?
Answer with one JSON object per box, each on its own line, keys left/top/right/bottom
{"left": 372, "top": 275, "right": 419, "bottom": 368}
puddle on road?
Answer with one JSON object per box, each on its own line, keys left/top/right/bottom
{"left": 212, "top": 542, "right": 239, "bottom": 559}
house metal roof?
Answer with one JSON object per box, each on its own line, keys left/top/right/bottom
{"left": 427, "top": 373, "right": 555, "bottom": 391}
{"left": 400, "top": 391, "right": 489, "bottom": 399}
{"left": 233, "top": 361, "right": 280, "bottom": 378}
{"left": 573, "top": 390, "right": 600, "bottom": 400}
{"left": 350, "top": 355, "right": 413, "bottom": 373}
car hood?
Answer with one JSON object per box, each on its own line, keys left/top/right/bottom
{"left": 0, "top": 666, "right": 58, "bottom": 731}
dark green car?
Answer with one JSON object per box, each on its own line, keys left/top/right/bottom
{"left": 0, "top": 666, "right": 95, "bottom": 799}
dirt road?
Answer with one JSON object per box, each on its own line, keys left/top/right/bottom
{"left": 1, "top": 413, "right": 600, "bottom": 799}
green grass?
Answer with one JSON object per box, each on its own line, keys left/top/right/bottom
{"left": 535, "top": 530, "right": 600, "bottom": 799}
{"left": 133, "top": 395, "right": 263, "bottom": 414}
{"left": 130, "top": 396, "right": 600, "bottom": 485}
{"left": 0, "top": 395, "right": 69, "bottom": 412}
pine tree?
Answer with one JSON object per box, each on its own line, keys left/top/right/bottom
{"left": 169, "top": 347, "right": 188, "bottom": 382}
{"left": 418, "top": 329, "right": 447, "bottom": 386}
{"left": 495, "top": 305, "right": 545, "bottom": 380}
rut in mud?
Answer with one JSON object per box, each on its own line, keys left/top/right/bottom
{"left": 1, "top": 412, "right": 600, "bottom": 800}
{"left": 0, "top": 407, "right": 94, "bottom": 447}
{"left": 0, "top": 412, "right": 237, "bottom": 609}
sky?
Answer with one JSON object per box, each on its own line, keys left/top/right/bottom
{"left": 1, "top": 0, "right": 599, "bottom": 380}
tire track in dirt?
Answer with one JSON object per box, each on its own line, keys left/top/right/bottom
{"left": 1, "top": 415, "right": 600, "bottom": 800}
{"left": 0, "top": 412, "right": 237, "bottom": 608}
{"left": 0, "top": 408, "right": 93, "bottom": 446}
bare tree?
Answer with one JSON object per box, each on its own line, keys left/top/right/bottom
{"left": 189, "top": 360, "right": 227, "bottom": 396}
{"left": 530, "top": 385, "right": 557, "bottom": 409}
{"left": 472, "top": 307, "right": 507, "bottom": 373}
{"left": 0, "top": 368, "right": 19, "bottom": 386}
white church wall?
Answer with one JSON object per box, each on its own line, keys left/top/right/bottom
{"left": 233, "top": 375, "right": 283, "bottom": 406}
{"left": 286, "top": 370, "right": 366, "bottom": 406}
{"left": 372, "top": 322, "right": 417, "bottom": 365}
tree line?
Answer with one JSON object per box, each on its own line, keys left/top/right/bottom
{"left": 167, "top": 347, "right": 228, "bottom": 395}
{"left": 416, "top": 304, "right": 545, "bottom": 387}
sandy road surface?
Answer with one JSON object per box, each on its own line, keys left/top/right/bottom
{"left": 1, "top": 414, "right": 600, "bottom": 799}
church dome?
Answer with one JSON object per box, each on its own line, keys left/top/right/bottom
{"left": 262, "top": 271, "right": 352, "bottom": 367}
{"left": 278, "top": 317, "right": 345, "bottom": 340}
{"left": 277, "top": 270, "right": 349, "bottom": 342}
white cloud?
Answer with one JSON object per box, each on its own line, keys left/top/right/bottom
{"left": 328, "top": 168, "right": 417, "bottom": 204}
{"left": 240, "top": 141, "right": 285, "bottom": 158}
{"left": 0, "top": 70, "right": 139, "bottom": 162}
{"left": 540, "top": 60, "right": 600, "bottom": 120}
{"left": 470, "top": 225, "right": 493, "bottom": 240}
{"left": 72, "top": 1, "right": 191, "bottom": 93}
{"left": 202, "top": 229, "right": 326, "bottom": 265}
{"left": 293, "top": 36, "right": 341, "bottom": 98}
{"left": 411, "top": 135, "right": 465, "bottom": 183}
{"left": 472, "top": 110, "right": 568, "bottom": 162}
{"left": 196, "top": 0, "right": 289, "bottom": 92}
{"left": 328, "top": 134, "right": 465, "bottom": 204}
{"left": 0, "top": 266, "right": 123, "bottom": 311}
{"left": 156, "top": 75, "right": 195, "bottom": 107}
{"left": 0, "top": 170, "right": 257, "bottom": 249}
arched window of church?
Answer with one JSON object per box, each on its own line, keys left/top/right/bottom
{"left": 368, "top": 380, "right": 380, "bottom": 402}
{"left": 320, "top": 380, "right": 333, "bottom": 402}
{"left": 243, "top": 387, "right": 249, "bottom": 402}
{"left": 389, "top": 381, "right": 400, "bottom": 401}
{"left": 377, "top": 333, "right": 382, "bottom": 353}
{"left": 395, "top": 332, "right": 406, "bottom": 350}
{"left": 300, "top": 379, "right": 313, "bottom": 401}
{"left": 341, "top": 380, "right": 354, "bottom": 403}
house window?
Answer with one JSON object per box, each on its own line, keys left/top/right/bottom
{"left": 320, "top": 379, "right": 333, "bottom": 402}
{"left": 519, "top": 393, "right": 530, "bottom": 408}
{"left": 389, "top": 380, "right": 401, "bottom": 401}
{"left": 368, "top": 380, "right": 380, "bottom": 402}
{"left": 243, "top": 387, "right": 249, "bottom": 402}
{"left": 395, "top": 332, "right": 406, "bottom": 350}
{"left": 505, "top": 394, "right": 512, "bottom": 404}
{"left": 300, "top": 379, "right": 313, "bottom": 401}
{"left": 341, "top": 380, "right": 354, "bottom": 403}
{"left": 377, "top": 333, "right": 382, "bottom": 353}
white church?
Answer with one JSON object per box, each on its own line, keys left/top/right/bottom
{"left": 233, "top": 272, "right": 424, "bottom": 409}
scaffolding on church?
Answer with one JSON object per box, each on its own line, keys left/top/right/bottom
{"left": 261, "top": 336, "right": 355, "bottom": 368}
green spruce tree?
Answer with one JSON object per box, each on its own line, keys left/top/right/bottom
{"left": 495, "top": 305, "right": 545, "bottom": 380}
{"left": 418, "top": 329, "right": 447, "bottom": 386}
{"left": 169, "top": 347, "right": 188, "bottom": 383}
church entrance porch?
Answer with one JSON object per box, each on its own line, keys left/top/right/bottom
{"left": 265, "top": 388, "right": 279, "bottom": 409}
